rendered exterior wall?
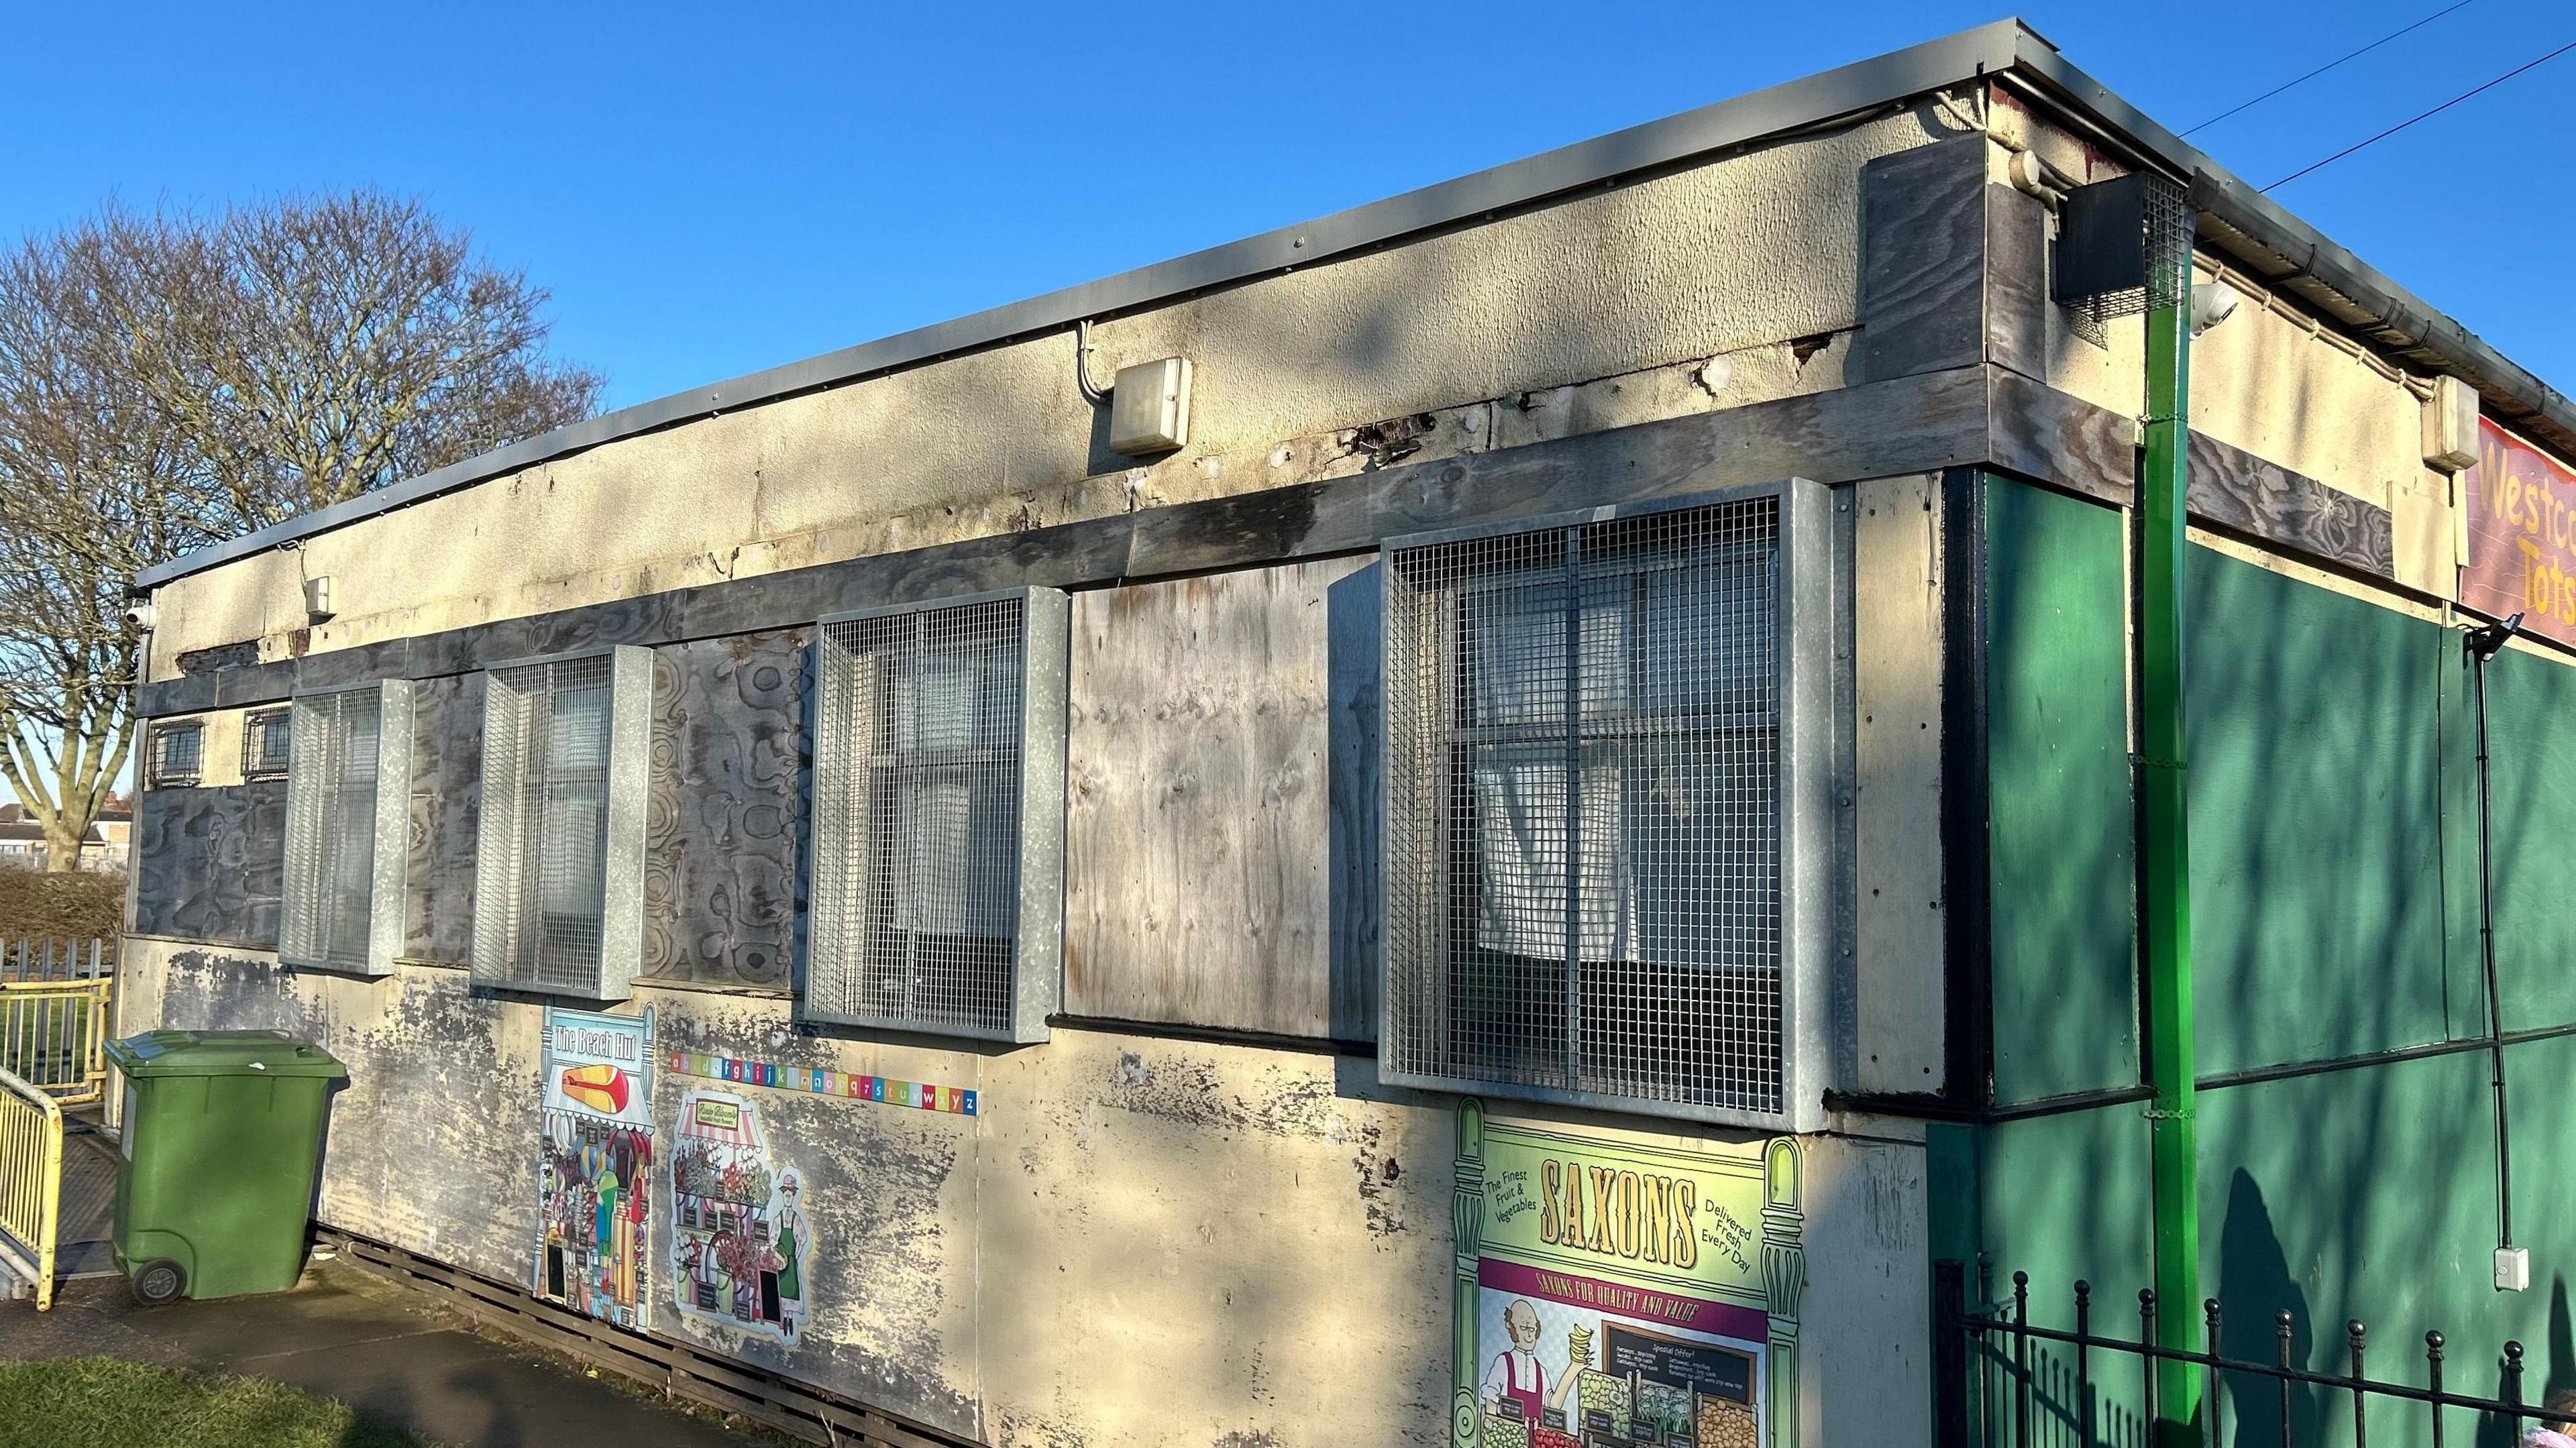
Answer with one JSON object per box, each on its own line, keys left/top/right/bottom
{"left": 125, "top": 480, "right": 1954, "bottom": 1448}
{"left": 142, "top": 103, "right": 1976, "bottom": 675}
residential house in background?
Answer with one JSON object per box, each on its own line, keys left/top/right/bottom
{"left": 0, "top": 802, "right": 132, "bottom": 873}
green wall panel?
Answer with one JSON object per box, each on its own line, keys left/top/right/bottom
{"left": 1974, "top": 1107, "right": 2153, "bottom": 1308}
{"left": 1984, "top": 480, "right": 2137, "bottom": 1103}
{"left": 2480, "top": 647, "right": 2576, "bottom": 1034}
{"left": 2194, "top": 1051, "right": 2539, "bottom": 1445}
{"left": 2184, "top": 549, "right": 2452, "bottom": 1074}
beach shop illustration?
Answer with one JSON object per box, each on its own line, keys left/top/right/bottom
{"left": 118, "top": 19, "right": 2576, "bottom": 1448}
{"left": 536, "top": 1006, "right": 656, "bottom": 1329}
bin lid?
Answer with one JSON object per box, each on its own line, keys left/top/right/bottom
{"left": 104, "top": 1029, "right": 347, "bottom": 1080}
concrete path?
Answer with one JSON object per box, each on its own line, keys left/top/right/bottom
{"left": 0, "top": 1255, "right": 767, "bottom": 1447}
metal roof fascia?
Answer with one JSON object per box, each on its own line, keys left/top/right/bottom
{"left": 132, "top": 18, "right": 2029, "bottom": 593}
{"left": 2001, "top": 31, "right": 2576, "bottom": 455}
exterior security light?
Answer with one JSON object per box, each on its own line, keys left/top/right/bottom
{"left": 2190, "top": 282, "right": 2241, "bottom": 337}
{"left": 2422, "top": 375, "right": 2481, "bottom": 473}
{"left": 1108, "top": 357, "right": 1193, "bottom": 456}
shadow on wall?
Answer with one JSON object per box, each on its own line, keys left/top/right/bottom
{"left": 2216, "top": 1168, "right": 2317, "bottom": 1448}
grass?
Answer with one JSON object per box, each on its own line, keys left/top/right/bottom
{"left": 0, "top": 1356, "right": 444, "bottom": 1448}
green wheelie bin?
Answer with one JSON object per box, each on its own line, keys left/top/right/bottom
{"left": 102, "top": 1029, "right": 347, "bottom": 1305}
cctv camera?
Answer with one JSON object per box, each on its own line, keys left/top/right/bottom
{"left": 121, "top": 602, "right": 156, "bottom": 630}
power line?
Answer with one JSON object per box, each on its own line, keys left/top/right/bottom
{"left": 2184, "top": 0, "right": 2479, "bottom": 136}
{"left": 2263, "top": 37, "right": 2576, "bottom": 192}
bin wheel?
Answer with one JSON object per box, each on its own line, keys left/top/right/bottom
{"left": 129, "top": 1259, "right": 185, "bottom": 1306}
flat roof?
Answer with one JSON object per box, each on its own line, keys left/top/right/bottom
{"left": 134, "top": 16, "right": 2576, "bottom": 591}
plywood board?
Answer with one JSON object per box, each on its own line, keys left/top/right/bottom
{"left": 1851, "top": 475, "right": 1946, "bottom": 1093}
{"left": 1063, "top": 558, "right": 1375, "bottom": 1038}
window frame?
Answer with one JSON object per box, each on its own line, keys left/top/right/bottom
{"left": 1374, "top": 478, "right": 1837, "bottom": 1131}
{"left": 147, "top": 720, "right": 204, "bottom": 789}
{"left": 802, "top": 586, "right": 1069, "bottom": 1044}
{"left": 241, "top": 707, "right": 294, "bottom": 781}
{"left": 468, "top": 645, "right": 653, "bottom": 1001}
{"left": 278, "top": 679, "right": 415, "bottom": 977}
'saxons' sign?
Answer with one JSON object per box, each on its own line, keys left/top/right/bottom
{"left": 2464, "top": 419, "right": 2576, "bottom": 645}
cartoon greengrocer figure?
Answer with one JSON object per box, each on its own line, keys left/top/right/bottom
{"left": 771, "top": 1171, "right": 807, "bottom": 1342}
{"left": 1481, "top": 1298, "right": 1553, "bottom": 1423}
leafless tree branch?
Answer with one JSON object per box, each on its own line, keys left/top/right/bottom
{"left": 0, "top": 193, "right": 599, "bottom": 867}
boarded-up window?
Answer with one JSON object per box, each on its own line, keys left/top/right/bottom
{"left": 472, "top": 647, "right": 652, "bottom": 999}
{"left": 280, "top": 681, "right": 413, "bottom": 976}
{"left": 1061, "top": 559, "right": 1380, "bottom": 1040}
{"left": 1380, "top": 484, "right": 1833, "bottom": 1129}
{"left": 807, "top": 590, "right": 1067, "bottom": 1042}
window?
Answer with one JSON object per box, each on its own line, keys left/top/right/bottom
{"left": 148, "top": 722, "right": 203, "bottom": 788}
{"left": 471, "top": 647, "right": 652, "bottom": 999}
{"left": 242, "top": 708, "right": 293, "bottom": 780}
{"left": 279, "top": 681, "right": 413, "bottom": 975}
{"left": 1379, "top": 483, "right": 1833, "bottom": 1129}
{"left": 806, "top": 589, "right": 1068, "bottom": 1042}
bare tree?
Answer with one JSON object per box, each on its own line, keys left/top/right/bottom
{"left": 0, "top": 220, "right": 213, "bottom": 867}
{"left": 105, "top": 193, "right": 604, "bottom": 526}
{"left": 0, "top": 196, "right": 599, "bottom": 867}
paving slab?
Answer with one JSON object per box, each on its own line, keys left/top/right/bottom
{"left": 0, "top": 1259, "right": 764, "bottom": 1447}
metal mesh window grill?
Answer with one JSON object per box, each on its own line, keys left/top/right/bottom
{"left": 242, "top": 708, "right": 293, "bottom": 779}
{"left": 809, "top": 596, "right": 1033, "bottom": 1038}
{"left": 2059, "top": 170, "right": 2194, "bottom": 347}
{"left": 1384, "top": 496, "right": 1786, "bottom": 1115}
{"left": 279, "top": 689, "right": 386, "bottom": 971}
{"left": 150, "top": 722, "right": 201, "bottom": 788}
{"left": 474, "top": 653, "right": 637, "bottom": 995}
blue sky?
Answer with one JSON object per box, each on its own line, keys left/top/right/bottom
{"left": 4, "top": 1, "right": 2569, "bottom": 412}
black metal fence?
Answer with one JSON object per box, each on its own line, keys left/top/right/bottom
{"left": 1939, "top": 1261, "right": 2557, "bottom": 1448}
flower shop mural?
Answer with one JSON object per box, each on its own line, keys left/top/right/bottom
{"left": 1450, "top": 1103, "right": 1805, "bottom": 1448}
{"left": 671, "top": 1089, "right": 813, "bottom": 1344}
{"left": 536, "top": 1005, "right": 657, "bottom": 1330}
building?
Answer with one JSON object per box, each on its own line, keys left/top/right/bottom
{"left": 117, "top": 20, "right": 2576, "bottom": 1448}
{"left": 0, "top": 802, "right": 131, "bottom": 872}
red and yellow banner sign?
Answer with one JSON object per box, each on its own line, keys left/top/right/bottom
{"left": 2463, "top": 418, "right": 2576, "bottom": 645}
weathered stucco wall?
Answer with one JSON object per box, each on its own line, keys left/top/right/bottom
{"left": 144, "top": 103, "right": 1987, "bottom": 677}
{"left": 1995, "top": 94, "right": 2463, "bottom": 600}
{"left": 122, "top": 937, "right": 1921, "bottom": 1447}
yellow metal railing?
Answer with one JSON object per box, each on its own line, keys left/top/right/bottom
{"left": 0, "top": 979, "right": 111, "bottom": 1108}
{"left": 0, "top": 1066, "right": 62, "bottom": 1310}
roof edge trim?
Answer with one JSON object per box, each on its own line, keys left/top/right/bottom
{"left": 133, "top": 18, "right": 2029, "bottom": 591}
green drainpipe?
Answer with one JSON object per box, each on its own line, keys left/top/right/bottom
{"left": 2140, "top": 265, "right": 2202, "bottom": 1444}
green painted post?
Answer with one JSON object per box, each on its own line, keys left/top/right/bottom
{"left": 1452, "top": 1100, "right": 1485, "bottom": 1448}
{"left": 2141, "top": 274, "right": 2202, "bottom": 1445}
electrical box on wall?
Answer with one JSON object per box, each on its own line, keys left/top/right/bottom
{"left": 1109, "top": 357, "right": 1193, "bottom": 456}
{"left": 2422, "top": 375, "right": 2481, "bottom": 473}
{"left": 304, "top": 575, "right": 336, "bottom": 622}
{"left": 2499, "top": 1246, "right": 2532, "bottom": 1292}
